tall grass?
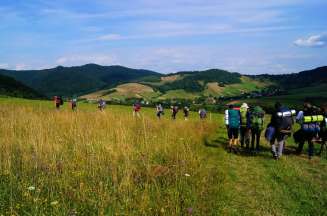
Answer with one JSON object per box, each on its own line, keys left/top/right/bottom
{"left": 0, "top": 103, "right": 216, "bottom": 215}
{"left": 0, "top": 99, "right": 326, "bottom": 215}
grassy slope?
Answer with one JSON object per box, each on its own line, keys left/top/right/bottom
{"left": 82, "top": 83, "right": 161, "bottom": 101}
{"left": 204, "top": 76, "right": 273, "bottom": 97}
{"left": 0, "top": 98, "right": 326, "bottom": 215}
{"left": 82, "top": 75, "right": 272, "bottom": 101}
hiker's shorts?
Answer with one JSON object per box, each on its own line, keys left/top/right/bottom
{"left": 228, "top": 128, "right": 239, "bottom": 139}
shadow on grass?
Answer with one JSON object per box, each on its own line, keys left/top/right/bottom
{"left": 203, "top": 135, "right": 306, "bottom": 159}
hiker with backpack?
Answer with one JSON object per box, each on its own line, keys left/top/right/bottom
{"left": 226, "top": 104, "right": 241, "bottom": 153}
{"left": 156, "top": 104, "right": 164, "bottom": 119}
{"left": 183, "top": 106, "right": 190, "bottom": 120}
{"left": 171, "top": 105, "right": 179, "bottom": 120}
{"left": 71, "top": 97, "right": 77, "bottom": 111}
{"left": 239, "top": 103, "right": 251, "bottom": 149}
{"left": 319, "top": 107, "right": 327, "bottom": 155}
{"left": 98, "top": 99, "right": 106, "bottom": 111}
{"left": 133, "top": 102, "right": 142, "bottom": 118}
{"left": 269, "top": 102, "right": 295, "bottom": 160}
{"left": 54, "top": 96, "right": 63, "bottom": 110}
{"left": 295, "top": 102, "right": 324, "bottom": 159}
{"left": 199, "top": 108, "right": 207, "bottom": 120}
{"left": 250, "top": 106, "right": 265, "bottom": 153}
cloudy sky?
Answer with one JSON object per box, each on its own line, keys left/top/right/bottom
{"left": 0, "top": 0, "right": 326, "bottom": 74}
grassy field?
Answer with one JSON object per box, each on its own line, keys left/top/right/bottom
{"left": 0, "top": 98, "right": 326, "bottom": 215}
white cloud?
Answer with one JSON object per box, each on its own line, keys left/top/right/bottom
{"left": 97, "top": 34, "right": 123, "bottom": 41}
{"left": 294, "top": 33, "right": 327, "bottom": 47}
{"left": 0, "top": 63, "right": 9, "bottom": 69}
{"left": 56, "top": 54, "right": 119, "bottom": 66}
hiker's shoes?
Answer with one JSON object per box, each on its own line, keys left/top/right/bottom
{"left": 271, "top": 151, "right": 278, "bottom": 160}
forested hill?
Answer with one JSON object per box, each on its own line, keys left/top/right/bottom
{"left": 250, "top": 66, "right": 327, "bottom": 89}
{"left": 0, "top": 64, "right": 326, "bottom": 100}
{"left": 0, "top": 64, "right": 160, "bottom": 97}
{"left": 0, "top": 74, "right": 43, "bottom": 99}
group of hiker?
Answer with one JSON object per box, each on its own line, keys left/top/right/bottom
{"left": 150, "top": 103, "right": 206, "bottom": 120}
{"left": 225, "top": 102, "right": 327, "bottom": 160}
{"left": 54, "top": 96, "right": 326, "bottom": 159}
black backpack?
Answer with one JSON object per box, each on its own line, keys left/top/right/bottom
{"left": 276, "top": 106, "right": 293, "bottom": 132}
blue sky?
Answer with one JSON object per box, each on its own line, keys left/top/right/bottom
{"left": 0, "top": 0, "right": 326, "bottom": 74}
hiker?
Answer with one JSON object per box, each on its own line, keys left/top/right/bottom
{"left": 171, "top": 105, "right": 179, "bottom": 120}
{"left": 250, "top": 105, "right": 265, "bottom": 153}
{"left": 54, "top": 96, "right": 63, "bottom": 110}
{"left": 295, "top": 102, "right": 324, "bottom": 159}
{"left": 269, "top": 102, "right": 295, "bottom": 160}
{"left": 183, "top": 106, "right": 190, "bottom": 120}
{"left": 71, "top": 97, "right": 77, "bottom": 111}
{"left": 226, "top": 104, "right": 241, "bottom": 153}
{"left": 98, "top": 99, "right": 106, "bottom": 111}
{"left": 199, "top": 108, "right": 207, "bottom": 120}
{"left": 156, "top": 104, "right": 164, "bottom": 119}
{"left": 239, "top": 103, "right": 251, "bottom": 149}
{"left": 133, "top": 102, "right": 141, "bottom": 118}
{"left": 319, "top": 107, "right": 327, "bottom": 155}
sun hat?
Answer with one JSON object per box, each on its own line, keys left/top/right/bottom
{"left": 241, "top": 103, "right": 249, "bottom": 109}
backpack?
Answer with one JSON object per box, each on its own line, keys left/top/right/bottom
{"left": 251, "top": 106, "right": 265, "bottom": 130}
{"left": 265, "top": 125, "right": 275, "bottom": 142}
{"left": 240, "top": 107, "right": 248, "bottom": 127}
{"left": 276, "top": 106, "right": 293, "bottom": 132}
{"left": 199, "top": 109, "right": 207, "bottom": 118}
{"left": 228, "top": 109, "right": 240, "bottom": 129}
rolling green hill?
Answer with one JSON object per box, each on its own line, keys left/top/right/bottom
{"left": 0, "top": 74, "right": 43, "bottom": 99}
{"left": 0, "top": 64, "right": 160, "bottom": 97}
{"left": 82, "top": 70, "right": 273, "bottom": 101}
{"left": 1, "top": 64, "right": 326, "bottom": 105}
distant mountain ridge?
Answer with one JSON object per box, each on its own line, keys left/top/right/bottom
{"left": 250, "top": 66, "right": 327, "bottom": 89}
{"left": 0, "top": 64, "right": 160, "bottom": 97}
{"left": 0, "top": 64, "right": 326, "bottom": 100}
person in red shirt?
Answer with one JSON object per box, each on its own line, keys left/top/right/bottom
{"left": 133, "top": 102, "right": 141, "bottom": 118}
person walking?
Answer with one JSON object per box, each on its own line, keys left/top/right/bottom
{"left": 199, "top": 108, "right": 207, "bottom": 120}
{"left": 54, "top": 96, "right": 63, "bottom": 110}
{"left": 156, "top": 104, "right": 164, "bottom": 119}
{"left": 319, "top": 107, "right": 327, "bottom": 155}
{"left": 269, "top": 102, "right": 295, "bottom": 160}
{"left": 239, "top": 103, "right": 251, "bottom": 149}
{"left": 296, "top": 102, "right": 324, "bottom": 159}
{"left": 227, "top": 104, "right": 241, "bottom": 153}
{"left": 133, "top": 102, "right": 141, "bottom": 118}
{"left": 71, "top": 97, "right": 77, "bottom": 111}
{"left": 250, "top": 106, "right": 265, "bottom": 153}
{"left": 98, "top": 99, "right": 106, "bottom": 111}
{"left": 183, "top": 106, "right": 190, "bottom": 120}
{"left": 171, "top": 105, "right": 179, "bottom": 120}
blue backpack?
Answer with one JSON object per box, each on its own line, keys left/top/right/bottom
{"left": 228, "top": 109, "right": 240, "bottom": 129}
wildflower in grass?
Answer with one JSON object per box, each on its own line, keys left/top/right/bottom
{"left": 28, "top": 186, "right": 35, "bottom": 191}
{"left": 184, "top": 173, "right": 191, "bottom": 177}
{"left": 187, "top": 207, "right": 193, "bottom": 215}
{"left": 51, "top": 201, "right": 59, "bottom": 206}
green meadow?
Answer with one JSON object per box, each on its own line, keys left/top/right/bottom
{"left": 0, "top": 98, "right": 326, "bottom": 215}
